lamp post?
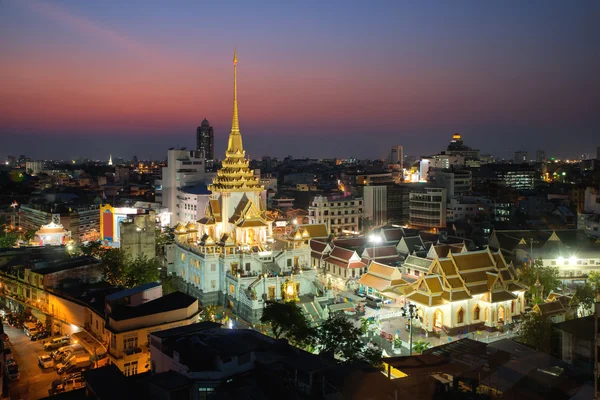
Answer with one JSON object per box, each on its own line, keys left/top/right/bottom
{"left": 401, "top": 302, "right": 417, "bottom": 355}
{"left": 368, "top": 234, "right": 382, "bottom": 297}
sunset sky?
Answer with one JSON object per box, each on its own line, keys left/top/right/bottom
{"left": 1, "top": 0, "right": 598, "bottom": 160}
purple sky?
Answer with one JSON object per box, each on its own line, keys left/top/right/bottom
{"left": 1, "top": 0, "right": 599, "bottom": 160}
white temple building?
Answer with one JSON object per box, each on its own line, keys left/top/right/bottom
{"left": 172, "top": 52, "right": 329, "bottom": 323}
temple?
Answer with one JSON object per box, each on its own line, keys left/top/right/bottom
{"left": 173, "top": 52, "right": 328, "bottom": 323}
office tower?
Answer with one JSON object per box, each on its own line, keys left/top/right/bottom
{"left": 196, "top": 118, "right": 214, "bottom": 160}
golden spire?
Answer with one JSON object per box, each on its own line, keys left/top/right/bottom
{"left": 227, "top": 49, "right": 243, "bottom": 155}
{"left": 208, "top": 50, "right": 263, "bottom": 193}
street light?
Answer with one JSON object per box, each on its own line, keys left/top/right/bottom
{"left": 401, "top": 302, "right": 417, "bottom": 356}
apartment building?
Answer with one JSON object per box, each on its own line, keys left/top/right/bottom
{"left": 409, "top": 188, "right": 447, "bottom": 230}
{"left": 308, "top": 195, "right": 363, "bottom": 235}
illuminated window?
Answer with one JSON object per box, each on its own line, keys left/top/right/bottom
{"left": 473, "top": 305, "right": 480, "bottom": 320}
{"left": 457, "top": 308, "right": 464, "bottom": 324}
{"left": 181, "top": 253, "right": 185, "bottom": 261}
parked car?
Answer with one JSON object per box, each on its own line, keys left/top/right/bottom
{"left": 57, "top": 355, "right": 92, "bottom": 375}
{"left": 51, "top": 374, "right": 86, "bottom": 395}
{"left": 4, "top": 347, "right": 13, "bottom": 361}
{"left": 5, "top": 359, "right": 20, "bottom": 381}
{"left": 38, "top": 354, "right": 54, "bottom": 369}
{"left": 31, "top": 331, "right": 51, "bottom": 341}
{"left": 52, "top": 344, "right": 84, "bottom": 362}
{"left": 44, "top": 336, "right": 70, "bottom": 351}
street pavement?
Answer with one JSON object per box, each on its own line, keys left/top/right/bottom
{"left": 4, "top": 324, "right": 60, "bottom": 400}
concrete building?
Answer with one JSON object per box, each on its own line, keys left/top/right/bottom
{"left": 362, "top": 185, "right": 388, "bottom": 227}
{"left": 513, "top": 150, "right": 529, "bottom": 164}
{"left": 176, "top": 184, "right": 211, "bottom": 224}
{"left": 419, "top": 155, "right": 465, "bottom": 181}
{"left": 472, "top": 164, "right": 537, "bottom": 191}
{"left": 434, "top": 169, "right": 472, "bottom": 198}
{"left": 156, "top": 149, "right": 208, "bottom": 227}
{"left": 390, "top": 145, "right": 403, "bottom": 170}
{"left": 104, "top": 286, "right": 199, "bottom": 376}
{"left": 536, "top": 150, "right": 546, "bottom": 163}
{"left": 119, "top": 210, "right": 157, "bottom": 259}
{"left": 25, "top": 160, "right": 44, "bottom": 175}
{"left": 308, "top": 195, "right": 363, "bottom": 235}
{"left": 196, "top": 118, "right": 215, "bottom": 160}
{"left": 409, "top": 187, "right": 447, "bottom": 230}
{"left": 446, "top": 197, "right": 493, "bottom": 223}
{"left": 149, "top": 322, "right": 340, "bottom": 398}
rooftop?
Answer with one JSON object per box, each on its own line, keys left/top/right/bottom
{"left": 110, "top": 291, "right": 196, "bottom": 321}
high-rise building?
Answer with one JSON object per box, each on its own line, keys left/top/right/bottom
{"left": 196, "top": 118, "right": 215, "bottom": 160}
{"left": 155, "top": 149, "right": 207, "bottom": 226}
{"left": 513, "top": 151, "right": 528, "bottom": 164}
{"left": 446, "top": 133, "right": 480, "bottom": 160}
{"left": 535, "top": 150, "right": 546, "bottom": 163}
{"left": 390, "top": 145, "right": 403, "bottom": 170}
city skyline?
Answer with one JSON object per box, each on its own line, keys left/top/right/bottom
{"left": 1, "top": 0, "right": 599, "bottom": 160}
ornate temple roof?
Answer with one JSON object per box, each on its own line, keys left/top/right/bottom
{"left": 208, "top": 50, "right": 263, "bottom": 193}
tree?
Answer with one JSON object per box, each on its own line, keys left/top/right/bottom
{"left": 100, "top": 249, "right": 160, "bottom": 288}
{"left": 517, "top": 312, "right": 553, "bottom": 353}
{"left": 201, "top": 305, "right": 219, "bottom": 322}
{"left": 100, "top": 248, "right": 128, "bottom": 287}
{"left": 362, "top": 345, "right": 383, "bottom": 369}
{"left": 587, "top": 271, "right": 600, "bottom": 297}
{"left": 155, "top": 227, "right": 175, "bottom": 258}
{"left": 572, "top": 283, "right": 595, "bottom": 317}
{"left": 125, "top": 255, "right": 161, "bottom": 288}
{"left": 80, "top": 241, "right": 106, "bottom": 258}
{"left": 261, "top": 301, "right": 315, "bottom": 347}
{"left": 412, "top": 340, "right": 431, "bottom": 354}
{"left": 316, "top": 313, "right": 365, "bottom": 362}
{"left": 0, "top": 232, "right": 19, "bottom": 248}
{"left": 518, "top": 258, "right": 560, "bottom": 303}
{"left": 23, "top": 229, "right": 36, "bottom": 242}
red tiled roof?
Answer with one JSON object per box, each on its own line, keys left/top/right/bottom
{"left": 310, "top": 240, "right": 328, "bottom": 253}
{"left": 329, "top": 246, "right": 356, "bottom": 261}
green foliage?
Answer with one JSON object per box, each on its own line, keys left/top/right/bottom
{"left": 160, "top": 275, "right": 179, "bottom": 295}
{"left": 572, "top": 283, "right": 595, "bottom": 317}
{"left": 517, "top": 312, "right": 553, "bottom": 353}
{"left": 393, "top": 336, "right": 402, "bottom": 349}
{"left": 412, "top": 340, "right": 431, "bottom": 354}
{"left": 80, "top": 241, "right": 106, "bottom": 258}
{"left": 362, "top": 345, "right": 383, "bottom": 369}
{"left": 587, "top": 271, "right": 600, "bottom": 295}
{"left": 261, "top": 301, "right": 315, "bottom": 347}
{"left": 518, "top": 258, "right": 560, "bottom": 303}
{"left": 100, "top": 249, "right": 160, "bottom": 288}
{"left": 23, "top": 229, "right": 36, "bottom": 241}
{"left": 360, "top": 317, "right": 372, "bottom": 334}
{"left": 155, "top": 227, "right": 175, "bottom": 256}
{"left": 201, "top": 305, "right": 219, "bottom": 322}
{"left": 316, "top": 313, "right": 364, "bottom": 361}
{"left": 0, "top": 232, "right": 19, "bottom": 248}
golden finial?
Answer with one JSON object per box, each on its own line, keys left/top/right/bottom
{"left": 233, "top": 48, "right": 238, "bottom": 65}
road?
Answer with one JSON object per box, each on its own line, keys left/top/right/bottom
{"left": 4, "top": 324, "right": 59, "bottom": 400}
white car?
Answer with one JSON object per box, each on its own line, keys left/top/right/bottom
{"left": 38, "top": 355, "right": 54, "bottom": 369}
